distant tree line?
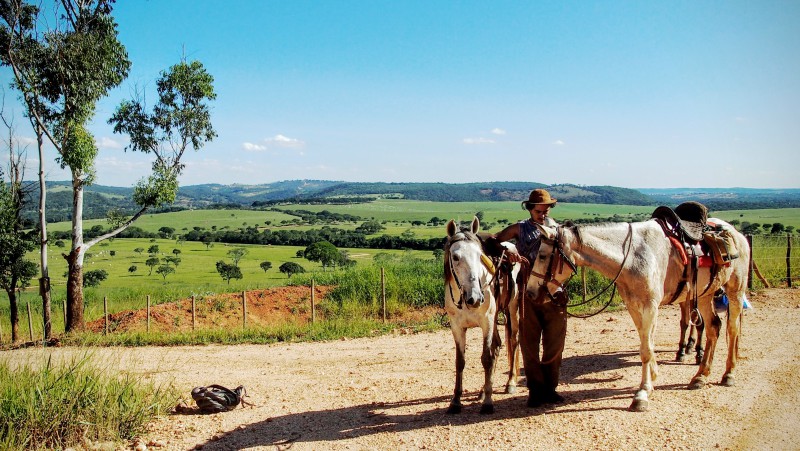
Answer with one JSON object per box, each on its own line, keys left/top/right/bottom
{"left": 182, "top": 225, "right": 445, "bottom": 251}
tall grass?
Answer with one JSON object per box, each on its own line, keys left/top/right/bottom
{"left": 291, "top": 252, "right": 444, "bottom": 318}
{"left": 0, "top": 354, "right": 178, "bottom": 450}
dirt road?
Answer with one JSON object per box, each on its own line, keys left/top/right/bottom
{"left": 10, "top": 288, "right": 800, "bottom": 450}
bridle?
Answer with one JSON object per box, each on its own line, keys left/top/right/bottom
{"left": 445, "top": 231, "right": 494, "bottom": 309}
{"left": 530, "top": 225, "right": 578, "bottom": 295}
{"left": 532, "top": 223, "right": 634, "bottom": 318}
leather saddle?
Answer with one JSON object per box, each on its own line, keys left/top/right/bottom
{"left": 652, "top": 201, "right": 708, "bottom": 244}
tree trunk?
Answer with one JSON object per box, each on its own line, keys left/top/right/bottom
{"left": 65, "top": 248, "right": 85, "bottom": 331}
{"left": 65, "top": 178, "right": 86, "bottom": 332}
{"left": 7, "top": 288, "right": 19, "bottom": 343}
{"left": 36, "top": 127, "right": 52, "bottom": 339}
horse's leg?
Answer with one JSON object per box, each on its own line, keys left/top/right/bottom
{"left": 720, "top": 290, "right": 744, "bottom": 386}
{"left": 676, "top": 301, "right": 690, "bottom": 362}
{"left": 689, "top": 299, "right": 721, "bottom": 390}
{"left": 504, "top": 306, "right": 520, "bottom": 394}
{"left": 627, "top": 302, "right": 659, "bottom": 412}
{"left": 479, "top": 320, "right": 498, "bottom": 414}
{"left": 447, "top": 325, "right": 467, "bottom": 414}
{"left": 694, "top": 317, "right": 705, "bottom": 365}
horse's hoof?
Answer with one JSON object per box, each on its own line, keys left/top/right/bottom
{"left": 688, "top": 379, "right": 705, "bottom": 390}
{"left": 721, "top": 374, "right": 735, "bottom": 387}
{"left": 695, "top": 356, "right": 702, "bottom": 365}
{"left": 506, "top": 384, "right": 517, "bottom": 394}
{"left": 629, "top": 399, "right": 649, "bottom": 412}
{"left": 479, "top": 404, "right": 495, "bottom": 415}
{"left": 446, "top": 403, "right": 462, "bottom": 414}
{"left": 676, "top": 353, "right": 686, "bottom": 363}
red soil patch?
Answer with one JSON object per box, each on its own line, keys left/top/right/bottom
{"left": 86, "top": 285, "right": 336, "bottom": 333}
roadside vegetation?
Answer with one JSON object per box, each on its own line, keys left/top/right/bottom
{"left": 0, "top": 353, "right": 177, "bottom": 450}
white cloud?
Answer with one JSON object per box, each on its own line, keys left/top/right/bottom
{"left": 553, "top": 139, "right": 565, "bottom": 146}
{"left": 16, "top": 136, "right": 37, "bottom": 147}
{"left": 266, "top": 134, "right": 305, "bottom": 149}
{"left": 463, "top": 137, "right": 495, "bottom": 145}
{"left": 491, "top": 128, "right": 506, "bottom": 135}
{"left": 97, "top": 136, "right": 123, "bottom": 150}
{"left": 242, "top": 142, "right": 268, "bottom": 152}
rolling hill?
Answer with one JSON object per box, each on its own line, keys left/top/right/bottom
{"left": 17, "top": 180, "right": 799, "bottom": 222}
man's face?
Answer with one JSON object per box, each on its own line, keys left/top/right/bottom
{"left": 529, "top": 205, "right": 551, "bottom": 224}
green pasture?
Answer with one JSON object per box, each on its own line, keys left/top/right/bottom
{"left": 4, "top": 238, "right": 432, "bottom": 339}
{"left": 711, "top": 208, "right": 800, "bottom": 231}
{"left": 37, "top": 200, "right": 800, "bottom": 237}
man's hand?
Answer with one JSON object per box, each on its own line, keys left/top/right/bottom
{"left": 505, "top": 248, "right": 529, "bottom": 265}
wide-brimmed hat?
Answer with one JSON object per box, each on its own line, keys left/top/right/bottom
{"left": 521, "top": 189, "right": 557, "bottom": 210}
{"left": 674, "top": 201, "right": 708, "bottom": 241}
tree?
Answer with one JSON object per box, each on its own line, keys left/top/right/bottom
{"left": 304, "top": 240, "right": 339, "bottom": 270}
{"left": 259, "top": 261, "right": 272, "bottom": 273}
{"left": 202, "top": 236, "right": 214, "bottom": 250}
{"left": 172, "top": 248, "right": 181, "bottom": 257}
{"left": 164, "top": 256, "right": 181, "bottom": 267}
{"left": 145, "top": 257, "right": 160, "bottom": 275}
{"left": 155, "top": 264, "right": 175, "bottom": 280}
{"left": 227, "top": 247, "right": 248, "bottom": 267}
{"left": 109, "top": 250, "right": 116, "bottom": 257}
{"left": 147, "top": 244, "right": 160, "bottom": 255}
{"left": 279, "top": 262, "right": 305, "bottom": 278}
{"left": 771, "top": 223, "right": 786, "bottom": 234}
{"left": 134, "top": 247, "right": 144, "bottom": 256}
{"left": 356, "top": 220, "right": 384, "bottom": 234}
{"left": 158, "top": 226, "right": 175, "bottom": 239}
{"left": 128, "top": 265, "right": 137, "bottom": 274}
{"left": 83, "top": 269, "right": 108, "bottom": 288}
{"left": 2, "top": 0, "right": 131, "bottom": 332}
{"left": 0, "top": 111, "right": 38, "bottom": 343}
{"left": 216, "top": 260, "right": 242, "bottom": 285}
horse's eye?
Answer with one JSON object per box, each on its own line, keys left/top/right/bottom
{"left": 538, "top": 255, "right": 546, "bottom": 261}
{"left": 452, "top": 255, "right": 460, "bottom": 262}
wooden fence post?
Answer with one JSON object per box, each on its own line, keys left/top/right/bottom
{"left": 381, "top": 267, "right": 386, "bottom": 323}
{"left": 242, "top": 291, "right": 247, "bottom": 329}
{"left": 146, "top": 295, "right": 151, "bottom": 332}
{"left": 311, "top": 279, "right": 316, "bottom": 324}
{"left": 27, "top": 301, "right": 34, "bottom": 342}
{"left": 787, "top": 235, "right": 793, "bottom": 288}
{"left": 63, "top": 299, "right": 67, "bottom": 327}
{"left": 103, "top": 296, "right": 108, "bottom": 335}
{"left": 192, "top": 295, "right": 196, "bottom": 331}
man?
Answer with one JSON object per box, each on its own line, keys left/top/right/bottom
{"left": 491, "top": 188, "right": 568, "bottom": 407}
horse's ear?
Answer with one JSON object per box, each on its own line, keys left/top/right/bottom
{"left": 446, "top": 219, "right": 457, "bottom": 237}
{"left": 533, "top": 222, "right": 555, "bottom": 239}
{"left": 471, "top": 216, "right": 480, "bottom": 234}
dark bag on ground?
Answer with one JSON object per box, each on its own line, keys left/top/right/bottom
{"left": 191, "top": 385, "right": 246, "bottom": 413}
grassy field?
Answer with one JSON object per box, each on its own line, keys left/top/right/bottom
{"left": 5, "top": 200, "right": 799, "bottom": 343}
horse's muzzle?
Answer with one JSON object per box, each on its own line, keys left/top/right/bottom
{"left": 463, "top": 291, "right": 485, "bottom": 308}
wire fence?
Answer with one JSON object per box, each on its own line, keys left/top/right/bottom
{"left": 749, "top": 234, "right": 799, "bottom": 289}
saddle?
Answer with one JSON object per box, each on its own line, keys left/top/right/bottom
{"left": 652, "top": 201, "right": 739, "bottom": 305}
{"left": 652, "top": 201, "right": 707, "bottom": 243}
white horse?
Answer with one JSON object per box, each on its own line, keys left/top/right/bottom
{"left": 526, "top": 218, "right": 749, "bottom": 411}
{"left": 444, "top": 217, "right": 521, "bottom": 414}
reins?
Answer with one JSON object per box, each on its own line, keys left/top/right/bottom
{"left": 540, "top": 223, "right": 634, "bottom": 318}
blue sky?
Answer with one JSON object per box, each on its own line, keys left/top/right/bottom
{"left": 4, "top": 0, "right": 799, "bottom": 188}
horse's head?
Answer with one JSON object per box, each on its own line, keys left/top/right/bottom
{"left": 526, "top": 223, "right": 577, "bottom": 302}
{"left": 445, "top": 217, "right": 489, "bottom": 309}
